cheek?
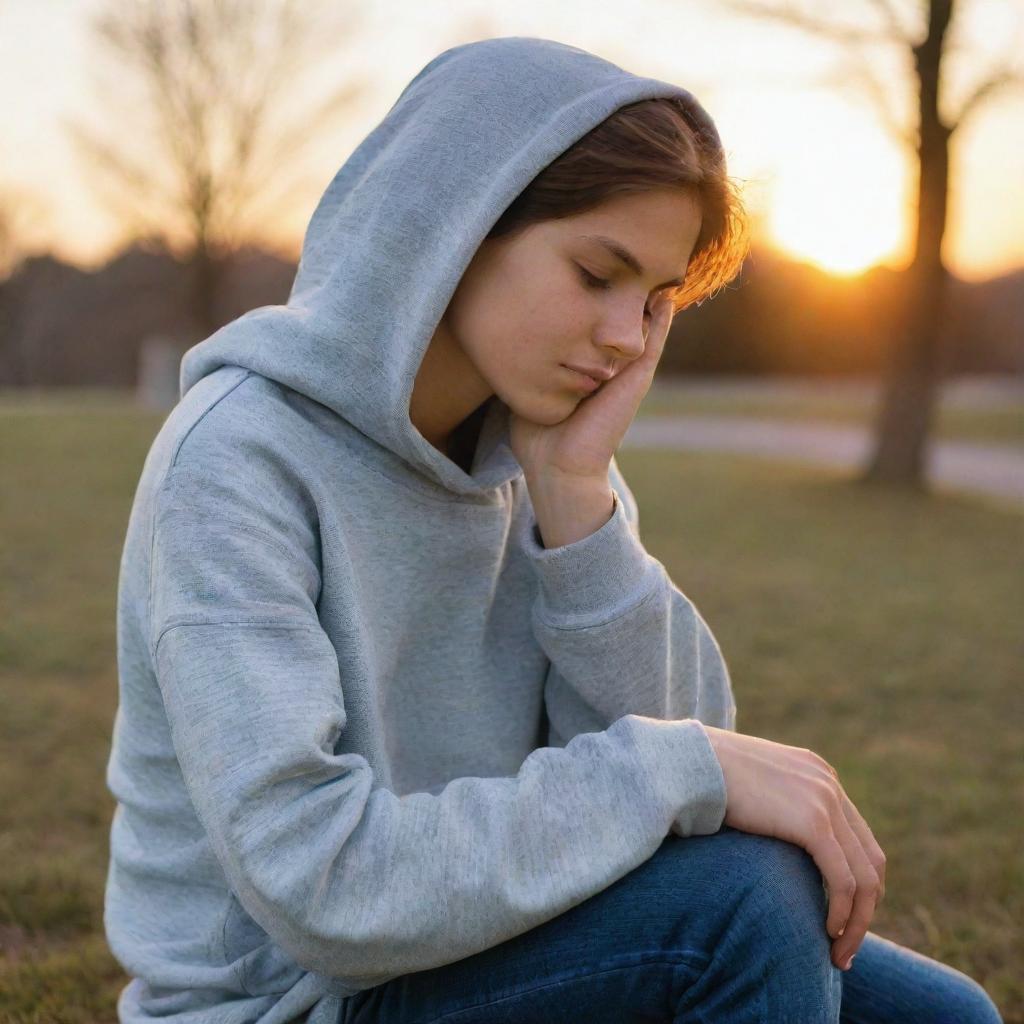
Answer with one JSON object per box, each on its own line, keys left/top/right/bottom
{"left": 512, "top": 279, "right": 587, "bottom": 368}
{"left": 474, "top": 298, "right": 560, "bottom": 383}
{"left": 456, "top": 260, "right": 588, "bottom": 398}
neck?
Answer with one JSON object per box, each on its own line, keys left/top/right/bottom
{"left": 409, "top": 320, "right": 493, "bottom": 454}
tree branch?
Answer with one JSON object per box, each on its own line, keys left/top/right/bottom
{"left": 862, "top": 0, "right": 921, "bottom": 47}
{"left": 717, "top": 0, "right": 906, "bottom": 47}
{"left": 817, "top": 52, "right": 919, "bottom": 154}
{"left": 67, "top": 0, "right": 365, "bottom": 261}
{"left": 950, "top": 66, "right": 1024, "bottom": 136}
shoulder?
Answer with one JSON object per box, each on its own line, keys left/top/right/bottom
{"left": 170, "top": 371, "right": 326, "bottom": 470}
{"left": 157, "top": 370, "right": 323, "bottom": 536}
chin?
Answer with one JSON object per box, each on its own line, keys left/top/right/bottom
{"left": 509, "top": 391, "right": 580, "bottom": 426}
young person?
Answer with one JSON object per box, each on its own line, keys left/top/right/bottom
{"left": 103, "top": 35, "right": 1004, "bottom": 1024}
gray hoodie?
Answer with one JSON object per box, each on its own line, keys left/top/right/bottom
{"left": 103, "top": 35, "right": 738, "bottom": 1024}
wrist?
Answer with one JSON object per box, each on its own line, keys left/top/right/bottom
{"left": 701, "top": 724, "right": 729, "bottom": 754}
{"left": 525, "top": 471, "right": 614, "bottom": 549}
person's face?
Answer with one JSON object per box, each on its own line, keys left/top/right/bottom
{"left": 437, "top": 186, "right": 702, "bottom": 426}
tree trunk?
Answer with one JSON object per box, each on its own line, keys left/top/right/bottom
{"left": 190, "top": 240, "right": 227, "bottom": 338}
{"left": 863, "top": 0, "right": 953, "bottom": 488}
{"left": 0, "top": 278, "right": 33, "bottom": 387}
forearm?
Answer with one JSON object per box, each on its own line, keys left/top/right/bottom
{"left": 524, "top": 472, "right": 614, "bottom": 549}
{"left": 520, "top": 462, "right": 739, "bottom": 745}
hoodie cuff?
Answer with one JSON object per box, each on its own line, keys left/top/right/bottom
{"left": 664, "top": 719, "right": 729, "bottom": 836}
{"left": 522, "top": 489, "right": 663, "bottom": 628}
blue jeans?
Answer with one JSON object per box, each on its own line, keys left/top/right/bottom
{"left": 337, "top": 826, "right": 1003, "bottom": 1023}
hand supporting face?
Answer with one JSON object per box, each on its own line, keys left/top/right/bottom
{"left": 511, "top": 294, "right": 674, "bottom": 548}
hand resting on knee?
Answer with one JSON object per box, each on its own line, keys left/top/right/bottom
{"left": 703, "top": 726, "right": 887, "bottom": 973}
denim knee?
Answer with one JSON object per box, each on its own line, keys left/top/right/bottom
{"left": 699, "top": 826, "right": 832, "bottom": 945}
{"left": 655, "top": 825, "right": 834, "bottom": 960}
{"left": 664, "top": 827, "right": 842, "bottom": 1021}
{"left": 938, "top": 969, "right": 1004, "bottom": 1023}
{"left": 744, "top": 832, "right": 831, "bottom": 938}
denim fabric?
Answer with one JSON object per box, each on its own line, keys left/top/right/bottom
{"left": 336, "top": 828, "right": 1004, "bottom": 1024}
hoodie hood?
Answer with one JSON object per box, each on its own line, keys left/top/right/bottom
{"left": 179, "top": 36, "right": 724, "bottom": 496}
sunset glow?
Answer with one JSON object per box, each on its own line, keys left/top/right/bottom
{"left": 762, "top": 95, "right": 909, "bottom": 276}
{"left": 0, "top": 2, "right": 1021, "bottom": 282}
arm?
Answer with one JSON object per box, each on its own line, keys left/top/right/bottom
{"left": 521, "top": 455, "right": 738, "bottom": 747}
{"left": 149, "top": 439, "right": 729, "bottom": 991}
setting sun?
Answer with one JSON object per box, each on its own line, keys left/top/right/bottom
{"left": 765, "top": 95, "right": 909, "bottom": 276}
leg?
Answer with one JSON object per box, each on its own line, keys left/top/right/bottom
{"left": 338, "top": 824, "right": 842, "bottom": 1023}
{"left": 839, "top": 930, "right": 1004, "bottom": 1024}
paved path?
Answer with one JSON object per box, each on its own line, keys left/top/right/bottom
{"left": 643, "top": 376, "right": 1024, "bottom": 410}
{"left": 623, "top": 415, "right": 1024, "bottom": 508}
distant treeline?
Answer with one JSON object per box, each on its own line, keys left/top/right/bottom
{"left": 0, "top": 240, "right": 1021, "bottom": 388}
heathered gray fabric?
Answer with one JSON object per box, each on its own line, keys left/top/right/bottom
{"left": 104, "top": 35, "right": 738, "bottom": 1024}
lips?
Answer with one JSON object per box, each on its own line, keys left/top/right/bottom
{"left": 562, "top": 365, "right": 602, "bottom": 392}
{"left": 565, "top": 363, "right": 614, "bottom": 382}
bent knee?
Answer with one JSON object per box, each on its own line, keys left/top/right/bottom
{"left": 940, "top": 971, "right": 1004, "bottom": 1024}
{"left": 744, "top": 832, "right": 830, "bottom": 929}
{"left": 656, "top": 827, "right": 832, "bottom": 955}
{"left": 687, "top": 826, "right": 829, "bottom": 924}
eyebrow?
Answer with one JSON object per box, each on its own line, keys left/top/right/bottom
{"left": 577, "top": 234, "right": 685, "bottom": 290}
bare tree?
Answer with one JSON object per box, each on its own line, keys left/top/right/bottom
{"left": 713, "top": 0, "right": 1024, "bottom": 487}
{"left": 65, "top": 0, "right": 367, "bottom": 335}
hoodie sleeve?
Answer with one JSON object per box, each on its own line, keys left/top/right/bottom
{"left": 521, "top": 456, "right": 737, "bottom": 808}
{"left": 148, "top": 443, "right": 730, "bottom": 989}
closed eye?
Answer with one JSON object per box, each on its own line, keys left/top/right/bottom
{"left": 576, "top": 264, "right": 611, "bottom": 290}
{"left": 576, "top": 264, "right": 653, "bottom": 318}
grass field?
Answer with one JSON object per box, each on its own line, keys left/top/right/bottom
{"left": 1, "top": 398, "right": 1021, "bottom": 1021}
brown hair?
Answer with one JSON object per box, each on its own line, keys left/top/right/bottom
{"left": 486, "top": 97, "right": 749, "bottom": 311}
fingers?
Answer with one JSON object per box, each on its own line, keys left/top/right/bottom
{"left": 647, "top": 295, "right": 673, "bottom": 357}
{"left": 635, "top": 295, "right": 673, "bottom": 374}
{"left": 589, "top": 295, "right": 674, "bottom": 434}
{"left": 841, "top": 792, "right": 887, "bottom": 904}
{"left": 807, "top": 826, "right": 856, "bottom": 943}
{"left": 806, "top": 753, "right": 888, "bottom": 905}
{"left": 827, "top": 803, "right": 881, "bottom": 969}
{"left": 804, "top": 787, "right": 882, "bottom": 970}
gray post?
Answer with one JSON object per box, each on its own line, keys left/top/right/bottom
{"left": 136, "top": 335, "right": 185, "bottom": 411}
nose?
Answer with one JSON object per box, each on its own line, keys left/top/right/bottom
{"left": 595, "top": 304, "right": 649, "bottom": 361}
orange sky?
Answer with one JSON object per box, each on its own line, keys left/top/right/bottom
{"left": 1, "top": 0, "right": 1022, "bottom": 283}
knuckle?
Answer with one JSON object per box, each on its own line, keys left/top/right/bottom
{"left": 846, "top": 904, "right": 872, "bottom": 929}
{"left": 815, "top": 753, "right": 839, "bottom": 779}
{"left": 811, "top": 777, "right": 839, "bottom": 805}
{"left": 862, "top": 871, "right": 882, "bottom": 899}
